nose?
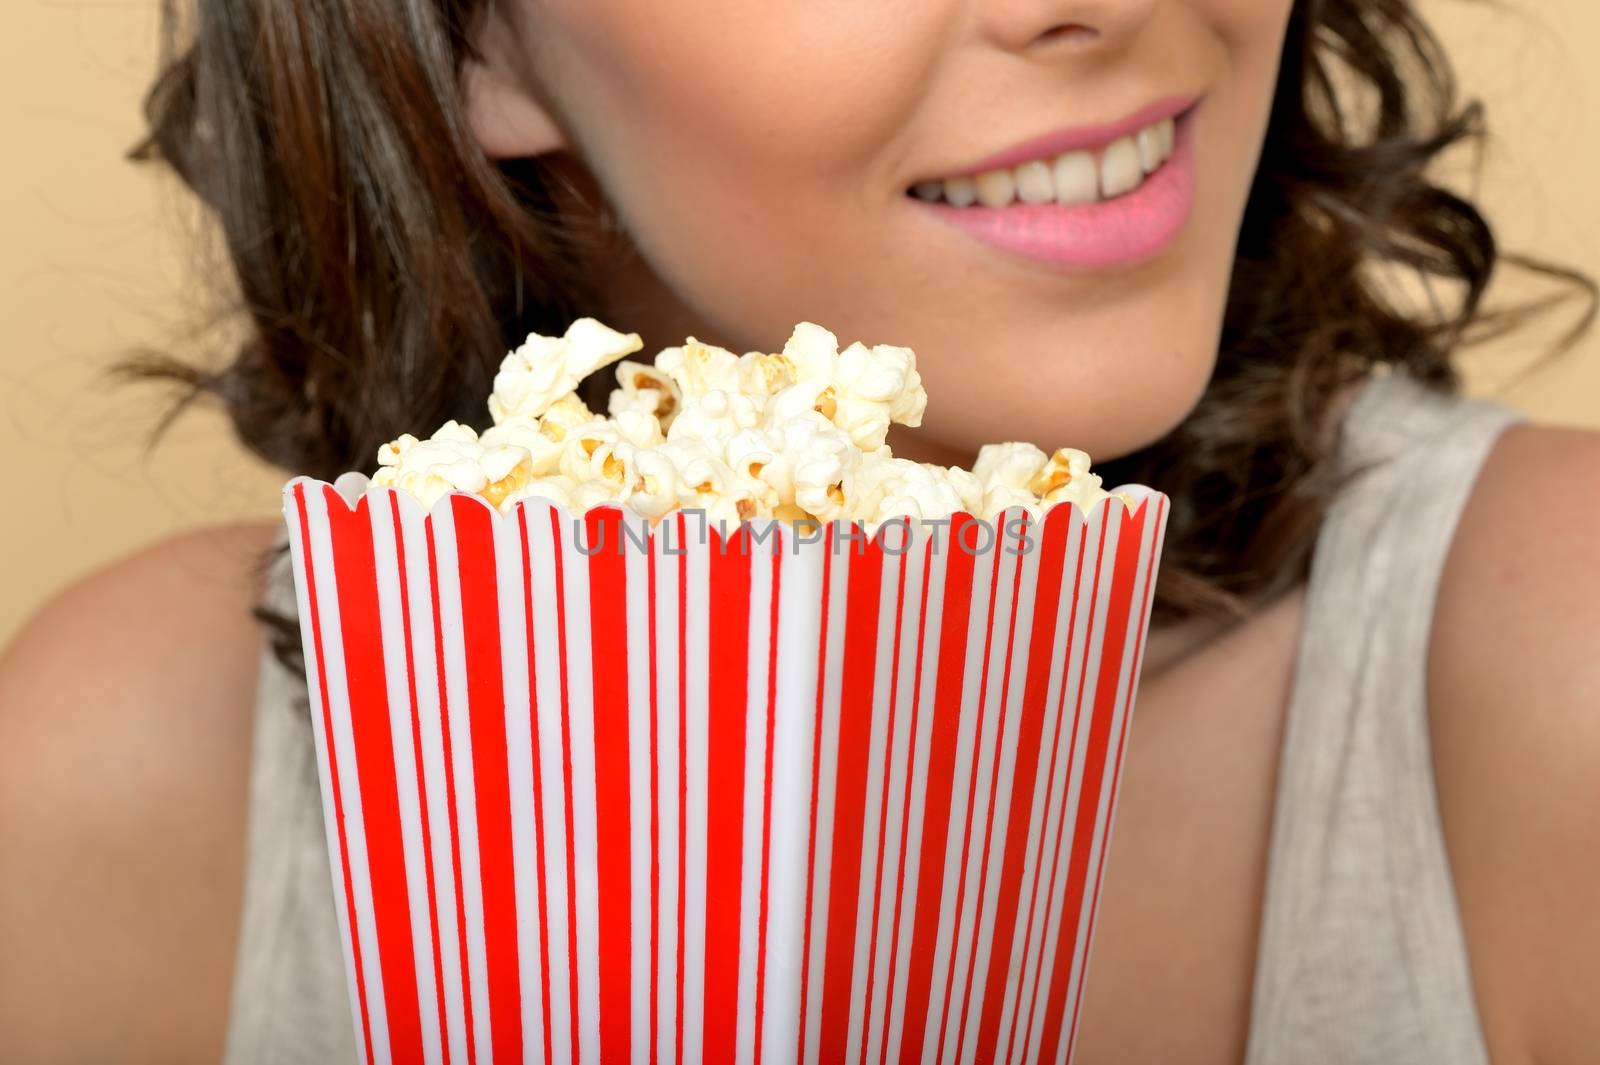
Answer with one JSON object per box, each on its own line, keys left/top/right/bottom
{"left": 976, "top": 0, "right": 1160, "bottom": 53}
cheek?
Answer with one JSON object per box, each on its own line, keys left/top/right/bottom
{"left": 1206, "top": 0, "right": 1296, "bottom": 150}
{"left": 535, "top": 0, "right": 953, "bottom": 346}
{"left": 1185, "top": 0, "right": 1293, "bottom": 215}
{"left": 544, "top": 1, "right": 943, "bottom": 185}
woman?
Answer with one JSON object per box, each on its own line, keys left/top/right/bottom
{"left": 1, "top": 0, "right": 1596, "bottom": 1061}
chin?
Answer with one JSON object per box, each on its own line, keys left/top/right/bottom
{"left": 907, "top": 334, "right": 1218, "bottom": 468}
{"left": 1086, "top": 360, "right": 1216, "bottom": 463}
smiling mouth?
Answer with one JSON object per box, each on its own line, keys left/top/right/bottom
{"left": 907, "top": 113, "right": 1178, "bottom": 209}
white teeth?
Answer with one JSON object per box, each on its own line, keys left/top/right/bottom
{"left": 1099, "top": 137, "right": 1142, "bottom": 198}
{"left": 1155, "top": 117, "right": 1175, "bottom": 160}
{"left": 1014, "top": 160, "right": 1056, "bottom": 204}
{"left": 1053, "top": 150, "right": 1098, "bottom": 206}
{"left": 944, "top": 175, "right": 978, "bottom": 207}
{"left": 914, "top": 114, "right": 1177, "bottom": 208}
{"left": 1136, "top": 127, "right": 1162, "bottom": 174}
{"left": 974, "top": 168, "right": 1016, "bottom": 208}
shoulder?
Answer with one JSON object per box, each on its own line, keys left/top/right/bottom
{"left": 0, "top": 519, "right": 283, "bottom": 1063}
{"left": 3, "top": 517, "right": 285, "bottom": 674}
{"left": 1, "top": 518, "right": 286, "bottom": 737}
{"left": 1429, "top": 421, "right": 1600, "bottom": 1065}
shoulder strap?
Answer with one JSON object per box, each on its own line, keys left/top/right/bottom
{"left": 1246, "top": 371, "right": 1524, "bottom": 1065}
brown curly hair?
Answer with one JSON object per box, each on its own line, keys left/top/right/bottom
{"left": 120, "top": 0, "right": 1591, "bottom": 680}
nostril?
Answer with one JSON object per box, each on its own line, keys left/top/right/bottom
{"left": 1036, "top": 22, "right": 1099, "bottom": 46}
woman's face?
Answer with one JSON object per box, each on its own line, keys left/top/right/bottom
{"left": 480, "top": 0, "right": 1296, "bottom": 464}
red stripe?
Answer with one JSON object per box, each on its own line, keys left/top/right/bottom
{"left": 547, "top": 507, "right": 582, "bottom": 1060}
{"left": 951, "top": 523, "right": 1030, "bottom": 1058}
{"left": 674, "top": 515, "right": 690, "bottom": 1065}
{"left": 1063, "top": 498, "right": 1163, "bottom": 1062}
{"left": 586, "top": 510, "right": 633, "bottom": 1062}
{"left": 330, "top": 495, "right": 425, "bottom": 1060}
{"left": 931, "top": 527, "right": 1008, "bottom": 1064}
{"left": 795, "top": 526, "right": 835, "bottom": 1061}
{"left": 390, "top": 492, "right": 452, "bottom": 1064}
{"left": 855, "top": 546, "right": 912, "bottom": 1065}
{"left": 972, "top": 508, "right": 1073, "bottom": 1061}
{"left": 702, "top": 526, "right": 754, "bottom": 1065}
{"left": 672, "top": 514, "right": 691, "bottom": 1061}
{"left": 450, "top": 498, "right": 524, "bottom": 1063}
{"left": 876, "top": 542, "right": 937, "bottom": 1065}
{"left": 426, "top": 518, "right": 477, "bottom": 1064}
{"left": 1035, "top": 503, "right": 1148, "bottom": 1063}
{"left": 752, "top": 541, "right": 783, "bottom": 1064}
{"left": 516, "top": 507, "right": 555, "bottom": 1065}
{"left": 647, "top": 540, "right": 661, "bottom": 1065}
{"left": 1004, "top": 519, "right": 1090, "bottom": 1065}
{"left": 817, "top": 524, "right": 886, "bottom": 1062}
{"left": 897, "top": 515, "right": 980, "bottom": 1063}
{"left": 294, "top": 484, "right": 377, "bottom": 1065}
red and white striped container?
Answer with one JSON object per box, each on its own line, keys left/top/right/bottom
{"left": 282, "top": 473, "right": 1169, "bottom": 1065}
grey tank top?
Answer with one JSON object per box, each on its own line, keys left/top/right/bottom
{"left": 223, "top": 368, "right": 1525, "bottom": 1064}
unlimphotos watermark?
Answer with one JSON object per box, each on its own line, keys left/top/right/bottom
{"left": 567, "top": 510, "right": 1056, "bottom": 558}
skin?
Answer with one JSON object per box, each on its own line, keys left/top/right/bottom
{"left": 3, "top": 1, "right": 1599, "bottom": 1062}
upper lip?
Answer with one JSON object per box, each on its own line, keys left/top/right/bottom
{"left": 925, "top": 93, "right": 1199, "bottom": 181}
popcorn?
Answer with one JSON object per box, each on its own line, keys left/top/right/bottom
{"left": 855, "top": 452, "right": 972, "bottom": 525}
{"left": 536, "top": 394, "right": 601, "bottom": 443}
{"left": 557, "top": 421, "right": 639, "bottom": 492}
{"left": 968, "top": 442, "right": 1045, "bottom": 521}
{"left": 764, "top": 324, "right": 927, "bottom": 451}
{"left": 1034, "top": 448, "right": 1105, "bottom": 508}
{"left": 973, "top": 442, "right": 1048, "bottom": 493}
{"left": 611, "top": 408, "right": 667, "bottom": 450}
{"left": 832, "top": 340, "right": 926, "bottom": 450}
{"left": 370, "top": 421, "right": 522, "bottom": 510}
{"left": 943, "top": 465, "right": 985, "bottom": 514}
{"left": 488, "top": 318, "right": 643, "bottom": 423}
{"left": 781, "top": 321, "right": 841, "bottom": 383}
{"left": 665, "top": 388, "right": 764, "bottom": 445}
{"left": 570, "top": 478, "right": 626, "bottom": 514}
{"left": 370, "top": 320, "right": 1131, "bottom": 527}
{"left": 608, "top": 360, "right": 682, "bottom": 428}
{"left": 737, "top": 350, "right": 796, "bottom": 397}
{"left": 783, "top": 419, "right": 861, "bottom": 523}
{"left": 655, "top": 339, "right": 743, "bottom": 401}
{"left": 651, "top": 446, "right": 774, "bottom": 526}
{"left": 477, "top": 419, "right": 563, "bottom": 478}
{"left": 627, "top": 449, "right": 688, "bottom": 521}
{"left": 723, "top": 427, "right": 779, "bottom": 482}
{"left": 501, "top": 475, "right": 577, "bottom": 512}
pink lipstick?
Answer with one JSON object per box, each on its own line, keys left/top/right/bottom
{"left": 910, "top": 97, "right": 1199, "bottom": 271}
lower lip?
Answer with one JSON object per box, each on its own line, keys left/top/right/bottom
{"left": 912, "top": 112, "right": 1196, "bottom": 271}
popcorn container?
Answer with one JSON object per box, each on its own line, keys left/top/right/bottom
{"left": 282, "top": 472, "right": 1169, "bottom": 1065}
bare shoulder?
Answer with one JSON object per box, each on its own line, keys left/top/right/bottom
{"left": 1429, "top": 422, "right": 1600, "bottom": 1065}
{"left": 0, "top": 518, "right": 283, "bottom": 1063}
{"left": 0, "top": 517, "right": 286, "bottom": 721}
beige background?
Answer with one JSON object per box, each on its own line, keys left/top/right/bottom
{"left": 3, "top": 1, "right": 1598, "bottom": 646}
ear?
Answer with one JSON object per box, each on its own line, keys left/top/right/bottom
{"left": 461, "top": 3, "right": 566, "bottom": 159}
